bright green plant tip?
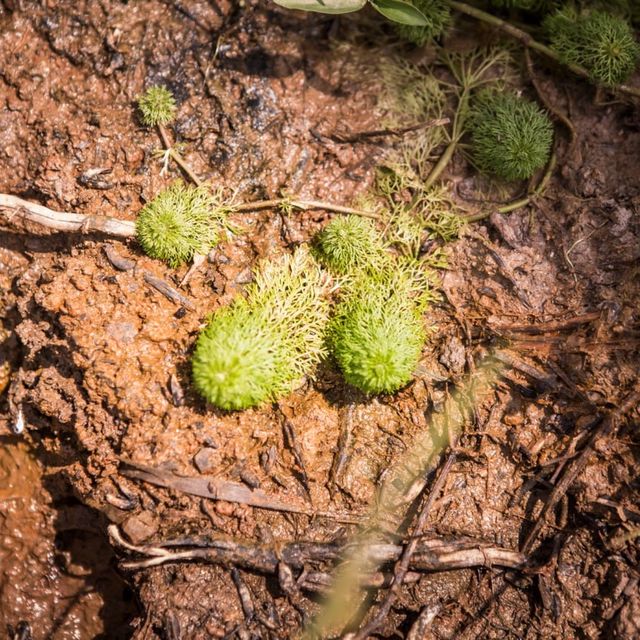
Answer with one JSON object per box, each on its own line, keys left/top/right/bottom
{"left": 192, "top": 248, "right": 330, "bottom": 410}
{"left": 393, "top": 0, "right": 450, "bottom": 46}
{"left": 314, "top": 215, "right": 386, "bottom": 275}
{"left": 469, "top": 90, "right": 553, "bottom": 181}
{"left": 138, "top": 85, "right": 177, "bottom": 127}
{"left": 545, "top": 9, "right": 640, "bottom": 86}
{"left": 330, "top": 266, "right": 426, "bottom": 394}
{"left": 136, "top": 181, "right": 227, "bottom": 267}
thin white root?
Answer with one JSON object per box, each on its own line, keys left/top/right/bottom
{"left": 0, "top": 193, "right": 136, "bottom": 237}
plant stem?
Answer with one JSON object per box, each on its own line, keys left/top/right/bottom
{"left": 157, "top": 124, "right": 203, "bottom": 186}
{"left": 464, "top": 152, "right": 556, "bottom": 223}
{"left": 424, "top": 89, "right": 470, "bottom": 189}
{"left": 446, "top": 0, "right": 640, "bottom": 98}
{"left": 233, "top": 198, "right": 381, "bottom": 220}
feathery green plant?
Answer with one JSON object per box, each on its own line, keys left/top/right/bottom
{"left": 137, "top": 85, "right": 177, "bottom": 127}
{"left": 330, "top": 263, "right": 426, "bottom": 394}
{"left": 544, "top": 8, "right": 640, "bottom": 86}
{"left": 192, "top": 248, "right": 330, "bottom": 410}
{"left": 314, "top": 216, "right": 386, "bottom": 275}
{"left": 468, "top": 90, "right": 553, "bottom": 181}
{"left": 136, "top": 181, "right": 229, "bottom": 267}
{"left": 393, "top": 0, "right": 451, "bottom": 45}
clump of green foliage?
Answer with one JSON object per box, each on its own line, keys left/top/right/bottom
{"left": 192, "top": 248, "right": 330, "bottom": 410}
{"left": 330, "top": 263, "right": 426, "bottom": 394}
{"left": 488, "top": 0, "right": 551, "bottom": 10}
{"left": 468, "top": 90, "right": 553, "bottom": 181}
{"left": 544, "top": 9, "right": 640, "bottom": 86}
{"left": 137, "top": 85, "right": 177, "bottom": 126}
{"left": 136, "top": 181, "right": 229, "bottom": 267}
{"left": 393, "top": 0, "right": 451, "bottom": 46}
{"left": 314, "top": 216, "right": 386, "bottom": 275}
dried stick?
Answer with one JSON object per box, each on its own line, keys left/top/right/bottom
{"left": 0, "top": 194, "right": 136, "bottom": 236}
{"left": 521, "top": 384, "right": 640, "bottom": 554}
{"left": 327, "top": 117, "right": 450, "bottom": 144}
{"left": 120, "top": 459, "right": 361, "bottom": 523}
{"left": 351, "top": 452, "right": 456, "bottom": 640}
{"left": 489, "top": 311, "right": 601, "bottom": 334}
{"left": 108, "top": 525, "right": 525, "bottom": 577}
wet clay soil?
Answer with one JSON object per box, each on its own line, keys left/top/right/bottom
{"left": 1, "top": 2, "right": 639, "bottom": 639}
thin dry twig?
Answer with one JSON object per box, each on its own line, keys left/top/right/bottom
{"left": 143, "top": 273, "right": 196, "bottom": 310}
{"left": 120, "top": 459, "right": 362, "bottom": 523}
{"left": 489, "top": 311, "right": 601, "bottom": 334}
{"left": 521, "top": 384, "right": 640, "bottom": 554}
{"left": 351, "top": 452, "right": 456, "bottom": 640}
{"left": 108, "top": 525, "right": 525, "bottom": 578}
{"left": 326, "top": 117, "right": 450, "bottom": 144}
{"left": 0, "top": 193, "right": 136, "bottom": 236}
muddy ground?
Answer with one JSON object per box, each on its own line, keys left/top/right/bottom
{"left": 0, "top": 1, "right": 639, "bottom": 639}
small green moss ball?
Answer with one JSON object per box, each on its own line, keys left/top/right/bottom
{"left": 314, "top": 216, "right": 385, "bottom": 275}
{"left": 469, "top": 91, "right": 554, "bottom": 181}
{"left": 137, "top": 85, "right": 177, "bottom": 127}
{"left": 545, "top": 10, "right": 640, "bottom": 86}
{"left": 330, "top": 271, "right": 425, "bottom": 395}
{"left": 192, "top": 302, "right": 290, "bottom": 411}
{"left": 394, "top": 0, "right": 450, "bottom": 46}
{"left": 136, "top": 181, "right": 224, "bottom": 267}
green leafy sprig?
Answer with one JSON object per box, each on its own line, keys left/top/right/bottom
{"left": 544, "top": 8, "right": 640, "bottom": 86}
{"left": 192, "top": 248, "right": 330, "bottom": 410}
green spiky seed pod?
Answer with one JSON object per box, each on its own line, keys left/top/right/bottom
{"left": 330, "top": 264, "right": 426, "bottom": 395}
{"left": 314, "top": 216, "right": 386, "bottom": 275}
{"left": 192, "top": 248, "right": 330, "bottom": 410}
{"left": 393, "top": 0, "right": 451, "bottom": 46}
{"left": 544, "top": 9, "right": 640, "bottom": 86}
{"left": 468, "top": 90, "right": 553, "bottom": 181}
{"left": 137, "top": 85, "right": 177, "bottom": 127}
{"left": 136, "top": 181, "right": 228, "bottom": 267}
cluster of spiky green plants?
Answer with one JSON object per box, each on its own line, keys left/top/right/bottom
{"left": 468, "top": 90, "right": 553, "bottom": 181}
{"left": 330, "top": 262, "right": 426, "bottom": 395}
{"left": 488, "top": 0, "right": 552, "bottom": 10}
{"left": 192, "top": 248, "right": 330, "bottom": 410}
{"left": 544, "top": 9, "right": 640, "bottom": 86}
{"left": 137, "top": 85, "right": 177, "bottom": 127}
{"left": 313, "top": 216, "right": 386, "bottom": 275}
{"left": 393, "top": 0, "right": 451, "bottom": 46}
{"left": 136, "top": 181, "right": 230, "bottom": 267}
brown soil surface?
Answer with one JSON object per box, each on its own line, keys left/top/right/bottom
{"left": 1, "top": 2, "right": 639, "bottom": 639}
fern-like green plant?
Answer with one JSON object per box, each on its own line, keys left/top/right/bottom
{"left": 330, "top": 262, "right": 426, "bottom": 394}
{"left": 468, "top": 90, "right": 553, "bottom": 181}
{"left": 137, "top": 85, "right": 177, "bottom": 127}
{"left": 314, "top": 215, "right": 386, "bottom": 275}
{"left": 192, "top": 248, "right": 330, "bottom": 410}
{"left": 135, "top": 181, "right": 229, "bottom": 267}
{"left": 393, "top": 0, "right": 451, "bottom": 46}
{"left": 544, "top": 9, "right": 640, "bottom": 86}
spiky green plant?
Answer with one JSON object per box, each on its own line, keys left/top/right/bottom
{"left": 393, "top": 0, "right": 451, "bottom": 46}
{"left": 135, "top": 181, "right": 229, "bottom": 267}
{"left": 137, "top": 85, "right": 177, "bottom": 126}
{"left": 544, "top": 9, "right": 640, "bottom": 86}
{"left": 192, "top": 248, "right": 330, "bottom": 410}
{"left": 330, "top": 263, "right": 426, "bottom": 395}
{"left": 468, "top": 90, "right": 553, "bottom": 181}
{"left": 489, "top": 0, "right": 552, "bottom": 10}
{"left": 314, "top": 216, "right": 386, "bottom": 275}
